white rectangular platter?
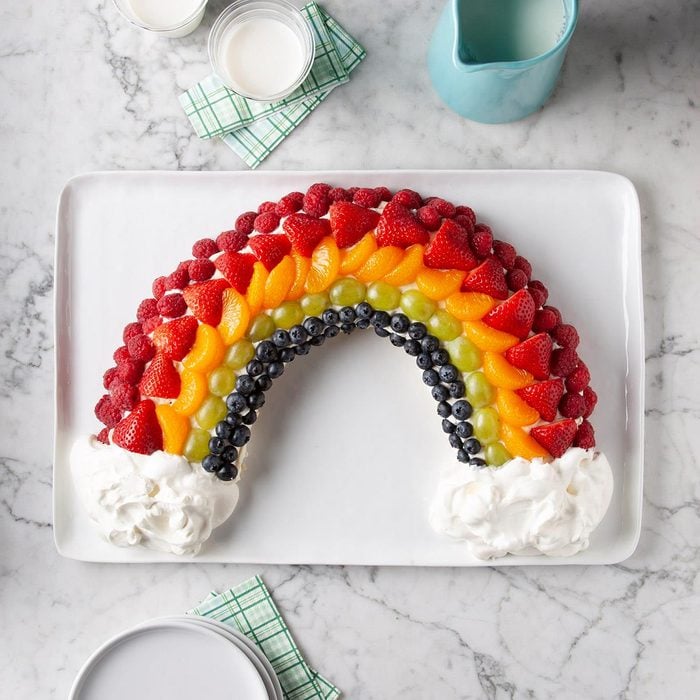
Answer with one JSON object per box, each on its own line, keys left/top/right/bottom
{"left": 54, "top": 170, "right": 644, "bottom": 565}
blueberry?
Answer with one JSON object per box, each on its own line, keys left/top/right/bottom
{"left": 295, "top": 342, "right": 310, "bottom": 355}
{"left": 390, "top": 313, "right": 410, "bottom": 333}
{"left": 455, "top": 421, "right": 473, "bottom": 438}
{"left": 231, "top": 425, "right": 251, "bottom": 446}
{"left": 421, "top": 335, "right": 439, "bottom": 353}
{"left": 422, "top": 369, "right": 440, "bottom": 386}
{"left": 289, "top": 325, "right": 308, "bottom": 344}
{"left": 408, "top": 322, "right": 427, "bottom": 340}
{"left": 404, "top": 339, "right": 421, "bottom": 356}
{"left": 222, "top": 445, "right": 238, "bottom": 464}
{"left": 304, "top": 316, "right": 325, "bottom": 337}
{"left": 202, "top": 454, "right": 223, "bottom": 473}
{"left": 416, "top": 353, "right": 433, "bottom": 370}
{"left": 465, "top": 437, "right": 481, "bottom": 454}
{"left": 322, "top": 309, "right": 339, "bottom": 326}
{"left": 341, "top": 323, "right": 355, "bottom": 334}
{"left": 439, "top": 364, "right": 459, "bottom": 383}
{"left": 241, "top": 410, "right": 257, "bottom": 425}
{"left": 324, "top": 325, "right": 340, "bottom": 339}
{"left": 309, "top": 334, "right": 325, "bottom": 346}
{"left": 356, "top": 302, "right": 374, "bottom": 319}
{"left": 247, "top": 391, "right": 265, "bottom": 409}
{"left": 456, "top": 449, "right": 469, "bottom": 463}
{"left": 246, "top": 359, "right": 264, "bottom": 377}
{"left": 216, "top": 463, "right": 239, "bottom": 481}
{"left": 226, "top": 392, "right": 247, "bottom": 413}
{"left": 448, "top": 380, "right": 466, "bottom": 399}
{"left": 470, "top": 458, "right": 487, "bottom": 467}
{"left": 374, "top": 326, "right": 390, "bottom": 338}
{"left": 437, "top": 401, "right": 452, "bottom": 418}
{"left": 442, "top": 418, "right": 455, "bottom": 434}
{"left": 356, "top": 318, "right": 370, "bottom": 330}
{"left": 256, "top": 374, "right": 272, "bottom": 392}
{"left": 215, "top": 421, "right": 233, "bottom": 440}
{"left": 449, "top": 433, "right": 463, "bottom": 449}
{"left": 371, "top": 311, "right": 391, "bottom": 328}
{"left": 256, "top": 340, "right": 278, "bottom": 362}
{"left": 452, "top": 399, "right": 472, "bottom": 420}
{"left": 431, "top": 349, "right": 450, "bottom": 366}
{"left": 268, "top": 362, "right": 284, "bottom": 379}
{"left": 272, "top": 329, "right": 291, "bottom": 347}
{"left": 279, "top": 348, "right": 295, "bottom": 363}
{"left": 208, "top": 436, "right": 225, "bottom": 455}
{"left": 235, "top": 375, "right": 256, "bottom": 396}
{"left": 390, "top": 333, "right": 405, "bottom": 347}
{"left": 431, "top": 385, "right": 449, "bottom": 402}
{"left": 339, "top": 306, "right": 356, "bottom": 324}
{"left": 225, "top": 413, "right": 240, "bottom": 426}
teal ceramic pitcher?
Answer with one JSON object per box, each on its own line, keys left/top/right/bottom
{"left": 428, "top": 0, "right": 579, "bottom": 123}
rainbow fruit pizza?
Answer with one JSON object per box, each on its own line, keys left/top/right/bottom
{"left": 70, "top": 183, "right": 613, "bottom": 557}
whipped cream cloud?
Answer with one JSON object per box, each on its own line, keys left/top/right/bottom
{"left": 429, "top": 448, "right": 613, "bottom": 559}
{"left": 70, "top": 436, "right": 239, "bottom": 555}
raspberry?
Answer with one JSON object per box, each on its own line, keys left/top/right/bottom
{"left": 165, "top": 268, "right": 189, "bottom": 290}
{"left": 533, "top": 306, "right": 561, "bottom": 332}
{"left": 103, "top": 367, "right": 119, "bottom": 389}
{"left": 507, "top": 268, "right": 529, "bottom": 291}
{"left": 455, "top": 215, "right": 476, "bottom": 234}
{"left": 574, "top": 420, "right": 596, "bottom": 449}
{"left": 95, "top": 394, "right": 123, "bottom": 428}
{"left": 152, "top": 276, "right": 167, "bottom": 300}
{"left": 127, "top": 334, "right": 155, "bottom": 362}
{"left": 392, "top": 189, "right": 422, "bottom": 209}
{"left": 551, "top": 347, "right": 579, "bottom": 377}
{"left": 327, "top": 187, "right": 351, "bottom": 203}
{"left": 110, "top": 381, "right": 139, "bottom": 411}
{"left": 253, "top": 211, "right": 281, "bottom": 234}
{"left": 258, "top": 201, "right": 277, "bottom": 214}
{"left": 116, "top": 358, "right": 144, "bottom": 385}
{"left": 235, "top": 211, "right": 257, "bottom": 235}
{"left": 528, "top": 280, "right": 548, "bottom": 308}
{"left": 188, "top": 258, "right": 215, "bottom": 281}
{"left": 303, "top": 183, "right": 331, "bottom": 217}
{"left": 427, "top": 197, "right": 456, "bottom": 218}
{"left": 493, "top": 240, "right": 517, "bottom": 269}
{"left": 123, "top": 322, "right": 143, "bottom": 344}
{"left": 566, "top": 362, "right": 591, "bottom": 393}
{"left": 513, "top": 255, "right": 532, "bottom": 279}
{"left": 177, "top": 260, "right": 193, "bottom": 272}
{"left": 96, "top": 427, "right": 110, "bottom": 444}
{"left": 113, "top": 345, "right": 130, "bottom": 364}
{"left": 352, "top": 187, "right": 381, "bottom": 208}
{"left": 216, "top": 229, "right": 248, "bottom": 252}
{"left": 559, "top": 392, "right": 586, "bottom": 418}
{"left": 141, "top": 316, "right": 162, "bottom": 335}
{"left": 136, "top": 298, "right": 159, "bottom": 322}
{"left": 347, "top": 187, "right": 360, "bottom": 198}
{"left": 192, "top": 238, "right": 219, "bottom": 259}
{"left": 157, "top": 293, "right": 186, "bottom": 318}
{"left": 374, "top": 186, "right": 392, "bottom": 202}
{"left": 552, "top": 323, "right": 580, "bottom": 349}
{"left": 455, "top": 206, "right": 476, "bottom": 226}
{"left": 276, "top": 193, "right": 305, "bottom": 216}
{"left": 469, "top": 224, "right": 493, "bottom": 257}
{"left": 416, "top": 205, "right": 442, "bottom": 231}
{"left": 582, "top": 386, "right": 598, "bottom": 418}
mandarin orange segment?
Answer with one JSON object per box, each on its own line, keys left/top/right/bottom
{"left": 355, "top": 246, "right": 404, "bottom": 283}
{"left": 156, "top": 403, "right": 190, "bottom": 454}
{"left": 496, "top": 388, "right": 540, "bottom": 427}
{"left": 182, "top": 324, "right": 225, "bottom": 374}
{"left": 382, "top": 244, "right": 425, "bottom": 286}
{"left": 305, "top": 237, "right": 340, "bottom": 293}
{"left": 339, "top": 233, "right": 377, "bottom": 275}
{"left": 446, "top": 292, "right": 498, "bottom": 321}
{"left": 288, "top": 253, "right": 311, "bottom": 300}
{"left": 463, "top": 320, "right": 519, "bottom": 352}
{"left": 217, "top": 288, "right": 251, "bottom": 345}
{"left": 483, "top": 351, "right": 534, "bottom": 390}
{"left": 171, "top": 368, "right": 208, "bottom": 416}
{"left": 501, "top": 423, "right": 551, "bottom": 460}
{"left": 263, "top": 255, "right": 295, "bottom": 309}
{"left": 246, "top": 261, "right": 268, "bottom": 316}
{"left": 415, "top": 268, "right": 466, "bottom": 300}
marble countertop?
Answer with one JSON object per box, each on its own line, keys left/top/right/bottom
{"left": 1, "top": 0, "right": 698, "bottom": 697}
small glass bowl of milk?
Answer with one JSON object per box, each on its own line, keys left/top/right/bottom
{"left": 208, "top": 0, "right": 315, "bottom": 102}
{"left": 113, "top": 0, "right": 208, "bottom": 38}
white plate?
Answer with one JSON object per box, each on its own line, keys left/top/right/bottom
{"left": 53, "top": 170, "right": 644, "bottom": 565}
{"left": 69, "top": 619, "right": 269, "bottom": 700}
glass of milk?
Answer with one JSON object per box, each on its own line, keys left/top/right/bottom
{"left": 208, "top": 0, "right": 315, "bottom": 102}
{"left": 113, "top": 0, "right": 208, "bottom": 38}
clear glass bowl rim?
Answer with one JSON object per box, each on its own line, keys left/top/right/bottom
{"left": 112, "top": 0, "right": 209, "bottom": 33}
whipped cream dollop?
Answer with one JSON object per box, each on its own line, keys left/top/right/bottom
{"left": 429, "top": 448, "right": 613, "bottom": 559}
{"left": 70, "top": 436, "right": 239, "bottom": 555}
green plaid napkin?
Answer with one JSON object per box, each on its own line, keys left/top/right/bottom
{"left": 179, "top": 3, "right": 365, "bottom": 168}
{"left": 188, "top": 576, "right": 341, "bottom": 699}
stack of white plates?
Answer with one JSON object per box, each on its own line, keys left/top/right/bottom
{"left": 70, "top": 616, "right": 283, "bottom": 700}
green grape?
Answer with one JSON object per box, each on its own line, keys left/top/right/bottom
{"left": 366, "top": 281, "right": 401, "bottom": 311}
{"left": 195, "top": 395, "right": 228, "bottom": 431}
{"left": 208, "top": 366, "right": 236, "bottom": 397}
{"left": 272, "top": 301, "right": 304, "bottom": 329}
{"left": 329, "top": 278, "right": 366, "bottom": 306}
{"left": 465, "top": 371, "right": 495, "bottom": 408}
{"left": 445, "top": 336, "right": 482, "bottom": 372}
{"left": 400, "top": 289, "right": 436, "bottom": 322}
{"left": 225, "top": 339, "right": 255, "bottom": 370}
{"left": 184, "top": 428, "right": 211, "bottom": 462}
{"left": 472, "top": 407, "right": 501, "bottom": 444}
{"left": 301, "top": 292, "right": 330, "bottom": 316}
{"left": 427, "top": 310, "right": 462, "bottom": 341}
{"left": 247, "top": 313, "right": 275, "bottom": 341}
{"left": 485, "top": 442, "right": 512, "bottom": 467}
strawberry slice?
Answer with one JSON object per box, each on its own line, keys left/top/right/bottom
{"left": 283, "top": 213, "right": 332, "bottom": 255}
{"left": 461, "top": 257, "right": 508, "bottom": 299}
{"left": 182, "top": 279, "right": 229, "bottom": 325}
{"left": 483, "top": 289, "right": 535, "bottom": 339}
{"left": 152, "top": 316, "right": 198, "bottom": 361}
{"left": 376, "top": 201, "right": 430, "bottom": 248}
{"left": 138, "top": 353, "right": 181, "bottom": 399}
{"left": 530, "top": 419, "right": 578, "bottom": 458}
{"left": 505, "top": 333, "right": 553, "bottom": 380}
{"left": 215, "top": 252, "right": 256, "bottom": 293}
{"left": 423, "top": 219, "right": 477, "bottom": 271}
{"left": 329, "top": 202, "right": 380, "bottom": 248}
{"left": 248, "top": 233, "right": 292, "bottom": 270}
{"left": 516, "top": 379, "right": 564, "bottom": 422}
{"left": 112, "top": 399, "right": 163, "bottom": 455}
